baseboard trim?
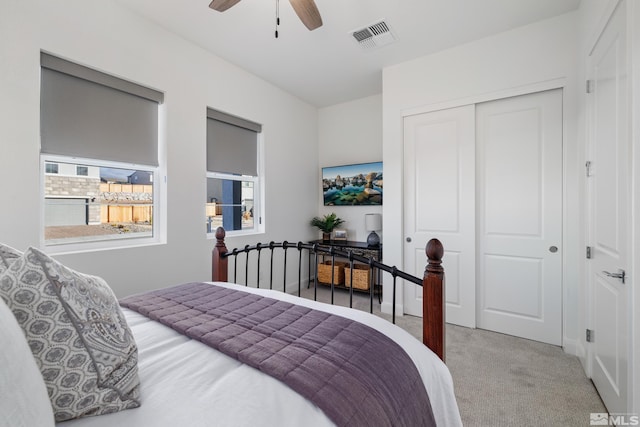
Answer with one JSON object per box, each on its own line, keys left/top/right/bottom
{"left": 381, "top": 301, "right": 403, "bottom": 317}
{"left": 576, "top": 341, "right": 589, "bottom": 375}
{"left": 563, "top": 336, "right": 578, "bottom": 356}
{"left": 562, "top": 337, "right": 589, "bottom": 376}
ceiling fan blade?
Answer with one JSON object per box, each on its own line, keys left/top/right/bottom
{"left": 209, "top": 0, "right": 242, "bottom": 12}
{"left": 288, "top": 0, "right": 323, "bottom": 31}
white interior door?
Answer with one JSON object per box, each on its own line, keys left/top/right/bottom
{"left": 403, "top": 105, "right": 476, "bottom": 327}
{"left": 476, "top": 89, "right": 563, "bottom": 346}
{"left": 587, "top": 1, "right": 629, "bottom": 413}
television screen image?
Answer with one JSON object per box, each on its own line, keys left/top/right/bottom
{"left": 322, "top": 161, "right": 382, "bottom": 206}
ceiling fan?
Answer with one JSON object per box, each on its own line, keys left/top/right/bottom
{"left": 209, "top": 0, "right": 323, "bottom": 31}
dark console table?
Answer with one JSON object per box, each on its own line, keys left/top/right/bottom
{"left": 308, "top": 240, "right": 382, "bottom": 301}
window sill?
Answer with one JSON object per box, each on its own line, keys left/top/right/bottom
{"left": 207, "top": 228, "right": 264, "bottom": 239}
{"left": 43, "top": 234, "right": 165, "bottom": 256}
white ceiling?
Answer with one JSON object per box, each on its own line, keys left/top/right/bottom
{"left": 114, "top": 0, "right": 581, "bottom": 108}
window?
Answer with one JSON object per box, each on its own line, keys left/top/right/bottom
{"left": 40, "top": 53, "right": 164, "bottom": 250}
{"left": 43, "top": 160, "right": 155, "bottom": 244}
{"left": 206, "top": 108, "right": 262, "bottom": 235}
{"left": 45, "top": 163, "right": 59, "bottom": 174}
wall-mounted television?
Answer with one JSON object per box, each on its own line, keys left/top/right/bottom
{"left": 322, "top": 161, "right": 383, "bottom": 206}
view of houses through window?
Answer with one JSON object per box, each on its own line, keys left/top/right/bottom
{"left": 206, "top": 176, "right": 255, "bottom": 233}
{"left": 44, "top": 160, "right": 154, "bottom": 244}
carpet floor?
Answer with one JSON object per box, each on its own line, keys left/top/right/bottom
{"left": 297, "top": 284, "right": 607, "bottom": 427}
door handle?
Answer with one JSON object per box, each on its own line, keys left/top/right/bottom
{"left": 406, "top": 237, "right": 412, "bottom": 242}
{"left": 603, "top": 269, "right": 626, "bottom": 284}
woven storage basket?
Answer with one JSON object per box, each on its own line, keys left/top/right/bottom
{"left": 317, "top": 260, "right": 346, "bottom": 285}
{"left": 345, "top": 264, "right": 370, "bottom": 290}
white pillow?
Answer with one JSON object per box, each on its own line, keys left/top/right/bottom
{"left": 0, "top": 296, "right": 55, "bottom": 427}
{"left": 0, "top": 247, "right": 140, "bottom": 422}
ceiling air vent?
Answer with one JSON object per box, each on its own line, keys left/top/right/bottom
{"left": 351, "top": 20, "right": 397, "bottom": 51}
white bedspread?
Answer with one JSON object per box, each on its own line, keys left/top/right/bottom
{"left": 59, "top": 282, "right": 462, "bottom": 427}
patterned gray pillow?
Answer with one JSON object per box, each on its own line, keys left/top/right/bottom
{"left": 0, "top": 243, "right": 22, "bottom": 274}
{"left": 0, "top": 247, "right": 140, "bottom": 422}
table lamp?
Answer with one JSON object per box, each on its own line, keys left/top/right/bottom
{"left": 365, "top": 213, "right": 382, "bottom": 246}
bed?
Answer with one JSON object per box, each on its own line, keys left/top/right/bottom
{"left": 0, "top": 229, "right": 462, "bottom": 427}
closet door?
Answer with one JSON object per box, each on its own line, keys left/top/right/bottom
{"left": 403, "top": 105, "right": 476, "bottom": 328}
{"left": 476, "top": 89, "right": 563, "bottom": 345}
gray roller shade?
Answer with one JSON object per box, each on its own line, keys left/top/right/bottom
{"left": 207, "top": 108, "right": 261, "bottom": 176}
{"left": 40, "top": 53, "right": 163, "bottom": 166}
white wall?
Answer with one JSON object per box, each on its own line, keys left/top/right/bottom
{"left": 0, "top": 0, "right": 319, "bottom": 297}
{"left": 317, "top": 94, "right": 383, "bottom": 242}
{"left": 381, "top": 12, "right": 581, "bottom": 351}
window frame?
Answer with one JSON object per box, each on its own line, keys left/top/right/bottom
{"left": 206, "top": 171, "right": 262, "bottom": 238}
{"left": 39, "top": 53, "right": 165, "bottom": 254}
{"left": 41, "top": 154, "right": 164, "bottom": 254}
{"left": 206, "top": 130, "right": 264, "bottom": 238}
{"left": 205, "top": 110, "right": 264, "bottom": 238}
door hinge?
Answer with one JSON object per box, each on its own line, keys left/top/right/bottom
{"left": 586, "top": 329, "right": 594, "bottom": 343}
{"left": 585, "top": 161, "right": 592, "bottom": 177}
{"left": 586, "top": 80, "right": 593, "bottom": 94}
{"left": 586, "top": 246, "right": 592, "bottom": 259}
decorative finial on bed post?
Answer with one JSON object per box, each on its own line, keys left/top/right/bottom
{"left": 426, "top": 239, "right": 444, "bottom": 273}
{"left": 212, "top": 227, "right": 228, "bottom": 282}
{"left": 424, "top": 238, "right": 445, "bottom": 362}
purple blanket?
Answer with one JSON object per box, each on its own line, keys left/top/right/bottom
{"left": 120, "top": 282, "right": 436, "bottom": 427}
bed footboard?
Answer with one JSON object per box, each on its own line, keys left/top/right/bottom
{"left": 211, "top": 227, "right": 445, "bottom": 361}
{"left": 423, "top": 238, "right": 445, "bottom": 361}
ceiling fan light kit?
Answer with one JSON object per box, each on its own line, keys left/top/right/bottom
{"left": 209, "top": 0, "right": 322, "bottom": 34}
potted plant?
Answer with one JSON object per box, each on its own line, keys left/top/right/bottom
{"left": 310, "top": 213, "right": 345, "bottom": 242}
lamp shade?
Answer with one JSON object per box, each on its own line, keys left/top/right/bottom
{"left": 365, "top": 213, "right": 382, "bottom": 232}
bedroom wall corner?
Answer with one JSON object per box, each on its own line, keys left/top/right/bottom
{"left": 317, "top": 94, "right": 383, "bottom": 243}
